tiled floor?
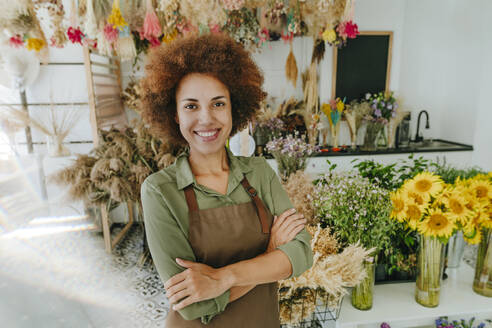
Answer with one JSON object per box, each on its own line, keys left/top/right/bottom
{"left": 0, "top": 217, "right": 169, "bottom": 328}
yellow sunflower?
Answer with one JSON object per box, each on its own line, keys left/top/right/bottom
{"left": 407, "top": 172, "right": 444, "bottom": 198}
{"left": 442, "top": 190, "right": 472, "bottom": 225}
{"left": 463, "top": 227, "right": 482, "bottom": 245}
{"left": 469, "top": 179, "right": 492, "bottom": 201}
{"left": 472, "top": 203, "right": 489, "bottom": 225}
{"left": 404, "top": 202, "right": 424, "bottom": 230}
{"left": 390, "top": 190, "right": 406, "bottom": 222}
{"left": 418, "top": 208, "right": 456, "bottom": 238}
{"left": 403, "top": 187, "right": 431, "bottom": 208}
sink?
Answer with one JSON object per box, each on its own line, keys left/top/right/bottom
{"left": 408, "top": 139, "right": 466, "bottom": 150}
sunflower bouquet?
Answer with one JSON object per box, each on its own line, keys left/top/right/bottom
{"left": 452, "top": 174, "right": 492, "bottom": 297}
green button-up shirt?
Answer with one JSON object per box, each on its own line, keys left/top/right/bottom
{"left": 141, "top": 147, "right": 313, "bottom": 323}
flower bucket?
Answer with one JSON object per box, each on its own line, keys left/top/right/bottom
{"left": 351, "top": 260, "right": 375, "bottom": 310}
{"left": 473, "top": 228, "right": 492, "bottom": 297}
{"left": 415, "top": 235, "right": 445, "bottom": 307}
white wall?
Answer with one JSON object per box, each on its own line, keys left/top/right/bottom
{"left": 471, "top": 0, "right": 492, "bottom": 170}
{"left": 398, "top": 0, "right": 484, "bottom": 145}
{"left": 2, "top": 0, "right": 490, "bottom": 168}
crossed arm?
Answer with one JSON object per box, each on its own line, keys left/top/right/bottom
{"left": 165, "top": 208, "right": 306, "bottom": 311}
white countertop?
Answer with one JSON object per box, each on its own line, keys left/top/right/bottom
{"left": 336, "top": 262, "right": 492, "bottom": 328}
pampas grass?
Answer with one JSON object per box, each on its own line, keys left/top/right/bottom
{"left": 278, "top": 223, "right": 374, "bottom": 324}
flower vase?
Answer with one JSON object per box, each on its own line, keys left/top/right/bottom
{"left": 330, "top": 124, "right": 340, "bottom": 148}
{"left": 415, "top": 235, "right": 445, "bottom": 307}
{"left": 376, "top": 125, "right": 388, "bottom": 149}
{"left": 446, "top": 231, "right": 465, "bottom": 268}
{"left": 47, "top": 135, "right": 70, "bottom": 157}
{"left": 473, "top": 228, "right": 492, "bottom": 297}
{"left": 352, "top": 260, "right": 375, "bottom": 310}
{"left": 362, "top": 121, "right": 384, "bottom": 151}
{"left": 307, "top": 128, "right": 319, "bottom": 146}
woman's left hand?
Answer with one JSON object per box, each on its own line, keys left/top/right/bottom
{"left": 164, "top": 258, "right": 231, "bottom": 311}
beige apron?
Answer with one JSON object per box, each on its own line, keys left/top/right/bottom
{"left": 165, "top": 177, "right": 279, "bottom": 328}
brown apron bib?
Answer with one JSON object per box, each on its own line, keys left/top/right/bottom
{"left": 165, "top": 177, "right": 280, "bottom": 328}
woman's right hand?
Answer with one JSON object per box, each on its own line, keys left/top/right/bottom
{"left": 267, "top": 208, "right": 306, "bottom": 252}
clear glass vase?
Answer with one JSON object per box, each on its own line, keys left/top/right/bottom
{"left": 351, "top": 261, "right": 375, "bottom": 310}
{"left": 415, "top": 235, "right": 445, "bottom": 307}
{"left": 362, "top": 121, "right": 385, "bottom": 151}
{"left": 473, "top": 228, "right": 492, "bottom": 297}
{"left": 446, "top": 231, "right": 465, "bottom": 268}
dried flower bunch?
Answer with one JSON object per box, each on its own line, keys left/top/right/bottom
{"left": 122, "top": 78, "right": 142, "bottom": 112}
{"left": 281, "top": 170, "right": 316, "bottom": 225}
{"left": 279, "top": 224, "right": 374, "bottom": 324}
{"left": 52, "top": 120, "right": 178, "bottom": 208}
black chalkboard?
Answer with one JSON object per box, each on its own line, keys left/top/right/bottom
{"left": 333, "top": 33, "right": 392, "bottom": 102}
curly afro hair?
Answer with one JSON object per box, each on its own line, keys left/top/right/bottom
{"left": 139, "top": 33, "right": 266, "bottom": 146}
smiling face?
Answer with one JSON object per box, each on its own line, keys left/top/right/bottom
{"left": 175, "top": 73, "right": 233, "bottom": 157}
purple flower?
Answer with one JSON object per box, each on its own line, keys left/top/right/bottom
{"left": 374, "top": 109, "right": 382, "bottom": 117}
{"left": 392, "top": 111, "right": 397, "bottom": 118}
{"left": 387, "top": 103, "right": 393, "bottom": 110}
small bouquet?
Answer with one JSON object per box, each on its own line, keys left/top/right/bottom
{"left": 362, "top": 91, "right": 398, "bottom": 150}
{"left": 265, "top": 133, "right": 318, "bottom": 180}
{"left": 321, "top": 97, "right": 345, "bottom": 148}
{"left": 321, "top": 20, "right": 359, "bottom": 48}
{"left": 365, "top": 91, "right": 398, "bottom": 124}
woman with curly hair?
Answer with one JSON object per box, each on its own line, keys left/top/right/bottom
{"left": 140, "top": 33, "right": 313, "bottom": 327}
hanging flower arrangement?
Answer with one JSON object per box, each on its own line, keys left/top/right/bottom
{"left": 9, "top": 35, "right": 24, "bottom": 48}
{"left": 2, "top": 0, "right": 360, "bottom": 61}
{"left": 67, "top": 26, "right": 84, "bottom": 44}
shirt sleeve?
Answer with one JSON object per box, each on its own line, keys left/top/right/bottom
{"left": 265, "top": 161, "right": 314, "bottom": 278}
{"left": 141, "top": 179, "right": 230, "bottom": 323}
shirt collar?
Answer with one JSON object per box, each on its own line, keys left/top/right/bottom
{"left": 175, "top": 147, "right": 253, "bottom": 191}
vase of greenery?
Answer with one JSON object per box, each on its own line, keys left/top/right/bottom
{"left": 313, "top": 172, "right": 397, "bottom": 310}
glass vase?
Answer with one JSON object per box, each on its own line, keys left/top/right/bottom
{"left": 473, "top": 228, "right": 492, "bottom": 297}
{"left": 362, "top": 122, "right": 384, "bottom": 151}
{"left": 446, "top": 231, "right": 465, "bottom": 268}
{"left": 351, "top": 261, "right": 375, "bottom": 310}
{"left": 415, "top": 235, "right": 445, "bottom": 307}
{"left": 376, "top": 125, "right": 388, "bottom": 149}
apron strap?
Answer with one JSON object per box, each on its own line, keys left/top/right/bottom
{"left": 240, "top": 178, "right": 270, "bottom": 234}
{"left": 183, "top": 178, "right": 270, "bottom": 234}
{"left": 184, "top": 185, "right": 199, "bottom": 212}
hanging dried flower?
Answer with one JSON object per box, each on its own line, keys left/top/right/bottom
{"left": 9, "top": 35, "right": 24, "bottom": 48}
{"left": 117, "top": 27, "right": 137, "bottom": 61}
{"left": 67, "top": 26, "right": 84, "bottom": 44}
{"left": 222, "top": 0, "right": 245, "bottom": 11}
{"left": 143, "top": 0, "right": 162, "bottom": 39}
{"left": 84, "top": 0, "right": 98, "bottom": 39}
{"left": 107, "top": 0, "right": 127, "bottom": 31}
{"left": 285, "top": 44, "right": 298, "bottom": 87}
{"left": 96, "top": 30, "right": 113, "bottom": 56}
{"left": 161, "top": 29, "right": 178, "bottom": 44}
{"left": 26, "top": 37, "right": 45, "bottom": 51}
{"left": 104, "top": 23, "right": 119, "bottom": 43}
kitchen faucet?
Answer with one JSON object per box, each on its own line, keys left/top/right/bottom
{"left": 414, "top": 110, "right": 430, "bottom": 142}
